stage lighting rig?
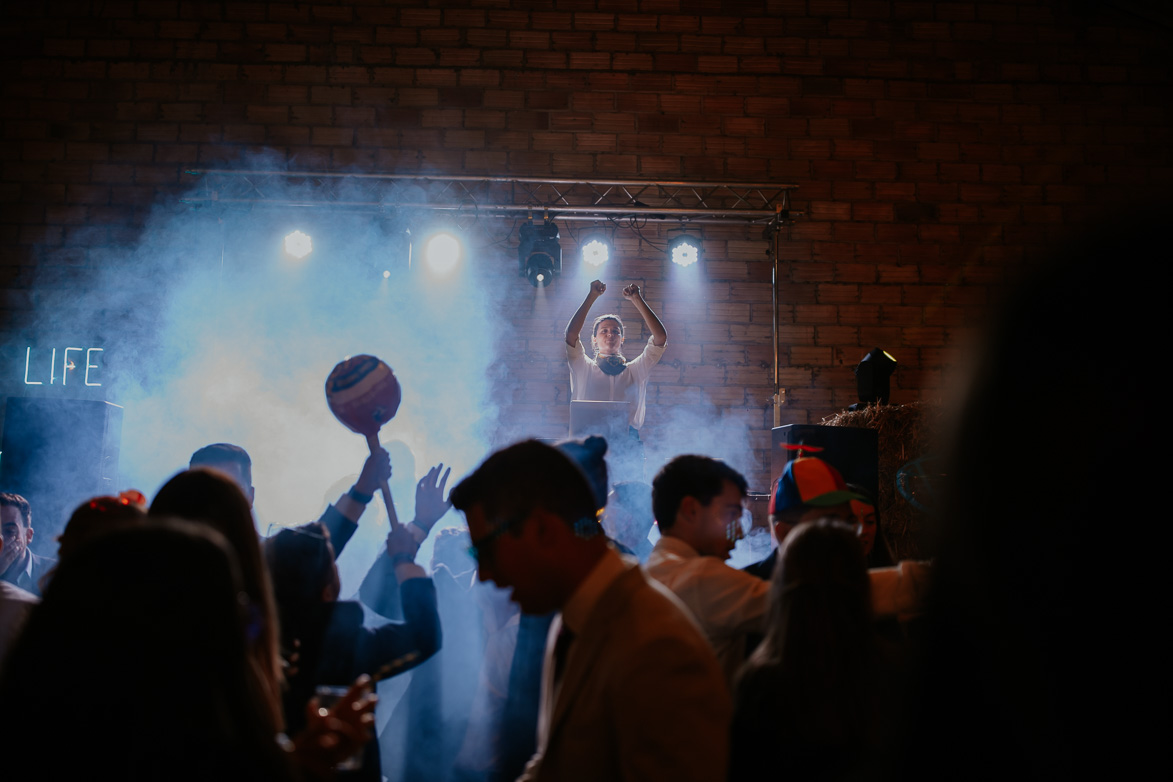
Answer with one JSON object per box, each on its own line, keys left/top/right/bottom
{"left": 581, "top": 235, "right": 611, "bottom": 268}
{"left": 668, "top": 232, "right": 701, "bottom": 267}
{"left": 423, "top": 230, "right": 463, "bottom": 276}
{"left": 519, "top": 214, "right": 561, "bottom": 288}
{"left": 850, "top": 348, "right": 897, "bottom": 409}
{"left": 283, "top": 230, "right": 313, "bottom": 260}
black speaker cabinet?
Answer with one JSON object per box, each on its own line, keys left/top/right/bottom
{"left": 771, "top": 424, "right": 878, "bottom": 501}
{"left": 0, "top": 397, "right": 123, "bottom": 557}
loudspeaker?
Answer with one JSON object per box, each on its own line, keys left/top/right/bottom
{"left": 1, "top": 397, "right": 123, "bottom": 557}
{"left": 771, "top": 424, "right": 878, "bottom": 500}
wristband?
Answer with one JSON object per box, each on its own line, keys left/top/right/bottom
{"left": 410, "top": 519, "right": 430, "bottom": 536}
{"left": 348, "top": 486, "right": 374, "bottom": 505}
{"left": 390, "top": 552, "right": 415, "bottom": 567}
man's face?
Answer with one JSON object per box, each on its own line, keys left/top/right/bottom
{"left": 770, "top": 501, "right": 856, "bottom": 547}
{"left": 0, "top": 505, "right": 32, "bottom": 573}
{"left": 592, "top": 319, "right": 624, "bottom": 356}
{"left": 691, "top": 480, "right": 746, "bottom": 559}
{"left": 850, "top": 499, "right": 877, "bottom": 557}
{"left": 465, "top": 504, "right": 557, "bottom": 615}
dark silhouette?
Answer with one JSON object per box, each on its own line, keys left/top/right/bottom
{"left": 0, "top": 522, "right": 294, "bottom": 780}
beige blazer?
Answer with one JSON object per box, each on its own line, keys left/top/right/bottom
{"left": 520, "top": 563, "right": 731, "bottom": 782}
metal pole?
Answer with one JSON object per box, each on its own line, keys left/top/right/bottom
{"left": 771, "top": 198, "right": 790, "bottom": 427}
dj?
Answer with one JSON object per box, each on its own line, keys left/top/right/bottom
{"left": 564, "top": 279, "right": 668, "bottom": 445}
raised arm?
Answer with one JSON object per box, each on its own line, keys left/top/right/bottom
{"left": 317, "top": 447, "right": 391, "bottom": 558}
{"left": 350, "top": 526, "right": 441, "bottom": 677}
{"left": 357, "top": 461, "right": 451, "bottom": 620}
{"left": 622, "top": 284, "right": 667, "bottom": 347}
{"left": 566, "top": 279, "right": 607, "bottom": 347}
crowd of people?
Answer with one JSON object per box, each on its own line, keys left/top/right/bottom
{"left": 0, "top": 401, "right": 930, "bottom": 782}
{"left": 0, "top": 221, "right": 1153, "bottom": 780}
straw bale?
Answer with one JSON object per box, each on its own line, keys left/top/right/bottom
{"left": 822, "top": 401, "right": 941, "bottom": 562}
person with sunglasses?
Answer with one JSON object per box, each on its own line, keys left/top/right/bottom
{"left": 452, "top": 439, "right": 728, "bottom": 782}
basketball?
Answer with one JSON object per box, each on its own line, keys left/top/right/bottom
{"left": 325, "top": 354, "right": 402, "bottom": 437}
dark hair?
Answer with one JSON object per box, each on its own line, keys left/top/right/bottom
{"left": 451, "top": 440, "right": 598, "bottom": 537}
{"left": 732, "top": 520, "right": 875, "bottom": 781}
{"left": 150, "top": 468, "right": 283, "bottom": 729}
{"left": 845, "top": 483, "right": 874, "bottom": 507}
{"left": 0, "top": 492, "right": 31, "bottom": 526}
{"left": 756, "top": 519, "right": 872, "bottom": 665}
{"left": 266, "top": 522, "right": 335, "bottom": 609}
{"left": 845, "top": 483, "right": 889, "bottom": 567}
{"left": 264, "top": 523, "right": 334, "bottom": 607}
{"left": 652, "top": 455, "right": 748, "bottom": 531}
{"left": 190, "top": 443, "right": 253, "bottom": 485}
{"left": 591, "top": 313, "right": 624, "bottom": 338}
{"left": 0, "top": 522, "right": 292, "bottom": 780}
{"left": 57, "top": 495, "right": 147, "bottom": 563}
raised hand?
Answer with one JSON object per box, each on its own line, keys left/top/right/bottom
{"left": 293, "top": 675, "right": 377, "bottom": 777}
{"left": 413, "top": 463, "right": 453, "bottom": 532}
{"left": 354, "top": 448, "right": 391, "bottom": 496}
{"left": 590, "top": 279, "right": 607, "bottom": 297}
{"left": 385, "top": 525, "right": 420, "bottom": 561}
{"left": 622, "top": 283, "right": 640, "bottom": 300}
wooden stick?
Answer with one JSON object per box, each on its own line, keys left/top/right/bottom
{"left": 366, "top": 432, "right": 399, "bottom": 531}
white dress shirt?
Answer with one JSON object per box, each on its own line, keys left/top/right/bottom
{"left": 645, "top": 535, "right": 769, "bottom": 684}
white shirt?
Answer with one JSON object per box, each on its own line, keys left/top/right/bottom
{"left": 645, "top": 535, "right": 769, "bottom": 684}
{"left": 566, "top": 335, "right": 666, "bottom": 430}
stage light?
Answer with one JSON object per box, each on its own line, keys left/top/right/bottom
{"left": 284, "top": 230, "right": 313, "bottom": 260}
{"left": 382, "top": 270, "right": 391, "bottom": 279}
{"left": 424, "top": 231, "right": 462, "bottom": 275}
{"left": 582, "top": 237, "right": 610, "bottom": 267}
{"left": 525, "top": 257, "right": 555, "bottom": 287}
{"left": 668, "top": 233, "right": 701, "bottom": 267}
{"left": 851, "top": 348, "right": 897, "bottom": 409}
{"left": 519, "top": 216, "right": 561, "bottom": 288}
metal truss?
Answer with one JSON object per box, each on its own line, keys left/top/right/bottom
{"left": 183, "top": 171, "right": 798, "bottom": 225}
{"left": 186, "top": 169, "right": 800, "bottom": 407}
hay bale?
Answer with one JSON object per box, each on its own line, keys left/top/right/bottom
{"left": 822, "top": 401, "right": 941, "bottom": 562}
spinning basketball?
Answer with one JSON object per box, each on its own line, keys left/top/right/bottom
{"left": 326, "top": 354, "right": 402, "bottom": 528}
{"left": 325, "top": 355, "right": 401, "bottom": 436}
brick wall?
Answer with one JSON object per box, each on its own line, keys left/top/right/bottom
{"left": 2, "top": 0, "right": 1170, "bottom": 489}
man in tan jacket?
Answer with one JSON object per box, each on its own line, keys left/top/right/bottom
{"left": 453, "top": 440, "right": 729, "bottom": 782}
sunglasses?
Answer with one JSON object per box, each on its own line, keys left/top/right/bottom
{"left": 466, "top": 511, "right": 605, "bottom": 563}
{"left": 466, "top": 513, "right": 527, "bottom": 564}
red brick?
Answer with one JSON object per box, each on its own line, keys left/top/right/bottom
{"left": 790, "top": 347, "right": 833, "bottom": 366}
{"left": 817, "top": 283, "right": 860, "bottom": 304}
{"left": 792, "top": 304, "right": 839, "bottom": 324}
{"left": 815, "top": 326, "right": 860, "bottom": 346}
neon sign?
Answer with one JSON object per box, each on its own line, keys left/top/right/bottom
{"left": 23, "top": 347, "right": 103, "bottom": 387}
